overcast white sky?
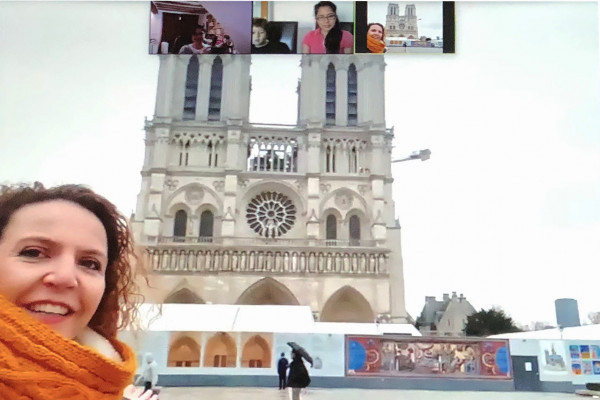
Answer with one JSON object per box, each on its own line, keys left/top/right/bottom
{"left": 0, "top": 1, "right": 598, "bottom": 328}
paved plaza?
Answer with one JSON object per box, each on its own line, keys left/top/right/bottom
{"left": 155, "top": 387, "right": 579, "bottom": 400}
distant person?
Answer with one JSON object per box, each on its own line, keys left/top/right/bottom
{"left": 366, "top": 23, "right": 386, "bottom": 53}
{"left": 301, "top": 1, "right": 353, "bottom": 54}
{"left": 277, "top": 352, "right": 289, "bottom": 390}
{"left": 251, "top": 18, "right": 290, "bottom": 54}
{"left": 179, "top": 26, "right": 210, "bottom": 54}
{"left": 286, "top": 350, "right": 311, "bottom": 400}
{"left": 136, "top": 352, "right": 159, "bottom": 393}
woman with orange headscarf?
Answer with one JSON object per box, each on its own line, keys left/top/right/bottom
{"left": 0, "top": 183, "right": 156, "bottom": 400}
{"left": 366, "top": 23, "right": 387, "bottom": 54}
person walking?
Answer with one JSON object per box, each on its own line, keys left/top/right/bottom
{"left": 286, "top": 350, "right": 311, "bottom": 400}
{"left": 277, "top": 352, "right": 289, "bottom": 390}
{"left": 136, "top": 353, "right": 159, "bottom": 393}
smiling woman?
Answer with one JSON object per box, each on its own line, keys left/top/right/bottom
{"left": 301, "top": 1, "right": 353, "bottom": 54}
{"left": 0, "top": 183, "right": 156, "bottom": 400}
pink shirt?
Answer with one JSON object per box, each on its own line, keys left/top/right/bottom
{"left": 301, "top": 29, "right": 354, "bottom": 54}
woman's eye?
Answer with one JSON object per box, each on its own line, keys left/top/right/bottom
{"left": 19, "top": 248, "right": 44, "bottom": 258}
{"left": 80, "top": 259, "right": 102, "bottom": 271}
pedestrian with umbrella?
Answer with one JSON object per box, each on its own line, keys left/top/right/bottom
{"left": 286, "top": 342, "right": 312, "bottom": 400}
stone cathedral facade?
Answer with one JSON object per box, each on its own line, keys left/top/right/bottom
{"left": 386, "top": 3, "right": 419, "bottom": 39}
{"left": 132, "top": 54, "right": 409, "bottom": 324}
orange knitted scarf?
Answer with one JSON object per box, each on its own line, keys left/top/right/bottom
{"left": 0, "top": 295, "right": 137, "bottom": 400}
{"left": 367, "top": 34, "right": 386, "bottom": 53}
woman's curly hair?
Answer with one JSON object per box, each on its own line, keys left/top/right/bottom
{"left": 0, "top": 182, "right": 142, "bottom": 338}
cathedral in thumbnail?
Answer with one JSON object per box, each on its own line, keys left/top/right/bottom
{"left": 386, "top": 3, "right": 419, "bottom": 39}
{"left": 131, "top": 54, "right": 409, "bottom": 324}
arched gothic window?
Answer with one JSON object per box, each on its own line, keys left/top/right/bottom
{"left": 207, "top": 141, "right": 218, "bottom": 167}
{"left": 179, "top": 142, "right": 190, "bottom": 166}
{"left": 325, "top": 63, "right": 336, "bottom": 125}
{"left": 199, "top": 210, "right": 214, "bottom": 241}
{"left": 349, "top": 215, "right": 360, "bottom": 246}
{"left": 349, "top": 146, "right": 358, "bottom": 173}
{"left": 326, "top": 215, "right": 337, "bottom": 241}
{"left": 325, "top": 145, "right": 336, "bottom": 173}
{"left": 174, "top": 210, "right": 188, "bottom": 241}
{"left": 347, "top": 64, "right": 357, "bottom": 126}
{"left": 183, "top": 56, "right": 199, "bottom": 120}
{"left": 208, "top": 57, "right": 223, "bottom": 121}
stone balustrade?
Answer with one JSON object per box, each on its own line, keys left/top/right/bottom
{"left": 145, "top": 246, "right": 389, "bottom": 276}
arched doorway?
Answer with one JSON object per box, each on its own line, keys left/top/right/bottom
{"left": 203, "top": 332, "right": 237, "bottom": 367}
{"left": 241, "top": 335, "right": 271, "bottom": 368}
{"left": 168, "top": 336, "right": 200, "bottom": 367}
{"left": 320, "top": 286, "right": 374, "bottom": 323}
{"left": 235, "top": 277, "right": 299, "bottom": 305}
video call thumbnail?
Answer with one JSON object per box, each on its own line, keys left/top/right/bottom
{"left": 149, "top": 1, "right": 455, "bottom": 55}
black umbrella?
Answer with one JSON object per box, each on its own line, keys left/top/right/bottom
{"left": 287, "top": 341, "right": 313, "bottom": 366}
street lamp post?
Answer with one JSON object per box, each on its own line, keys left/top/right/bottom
{"left": 391, "top": 149, "right": 431, "bottom": 163}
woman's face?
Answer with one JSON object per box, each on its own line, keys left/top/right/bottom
{"left": 0, "top": 200, "right": 107, "bottom": 339}
{"left": 252, "top": 26, "right": 268, "bottom": 46}
{"left": 315, "top": 6, "right": 336, "bottom": 33}
{"left": 368, "top": 24, "right": 383, "bottom": 41}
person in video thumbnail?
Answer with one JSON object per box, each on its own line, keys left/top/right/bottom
{"left": 366, "top": 23, "right": 387, "bottom": 53}
{"left": 251, "top": 18, "right": 291, "bottom": 54}
{"left": 301, "top": 1, "right": 353, "bottom": 54}
{"left": 0, "top": 183, "right": 155, "bottom": 400}
{"left": 179, "top": 26, "right": 210, "bottom": 54}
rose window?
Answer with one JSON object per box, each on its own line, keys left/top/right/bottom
{"left": 246, "top": 191, "right": 296, "bottom": 238}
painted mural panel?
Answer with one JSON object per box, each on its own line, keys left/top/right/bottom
{"left": 538, "top": 340, "right": 569, "bottom": 381}
{"left": 566, "top": 341, "right": 600, "bottom": 385}
{"left": 346, "top": 336, "right": 512, "bottom": 379}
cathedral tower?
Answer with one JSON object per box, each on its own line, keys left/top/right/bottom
{"left": 133, "top": 54, "right": 409, "bottom": 324}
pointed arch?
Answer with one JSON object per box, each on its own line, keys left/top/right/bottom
{"left": 320, "top": 187, "right": 368, "bottom": 216}
{"left": 241, "top": 335, "right": 271, "bottom": 368}
{"left": 235, "top": 277, "right": 299, "bottom": 305}
{"left": 320, "top": 286, "right": 374, "bottom": 323}
{"left": 203, "top": 332, "right": 237, "bottom": 367}
{"left": 325, "top": 63, "right": 336, "bottom": 125}
{"left": 168, "top": 336, "right": 200, "bottom": 367}
{"left": 183, "top": 55, "right": 199, "bottom": 120}
{"left": 166, "top": 182, "right": 223, "bottom": 216}
{"left": 347, "top": 63, "right": 358, "bottom": 126}
{"left": 208, "top": 56, "right": 223, "bottom": 121}
{"left": 164, "top": 288, "right": 205, "bottom": 304}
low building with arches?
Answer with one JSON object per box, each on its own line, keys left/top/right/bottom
{"left": 119, "top": 303, "right": 420, "bottom": 387}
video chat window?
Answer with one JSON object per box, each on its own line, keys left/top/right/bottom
{"left": 148, "top": 1, "right": 455, "bottom": 55}
{"left": 149, "top": 1, "right": 252, "bottom": 54}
